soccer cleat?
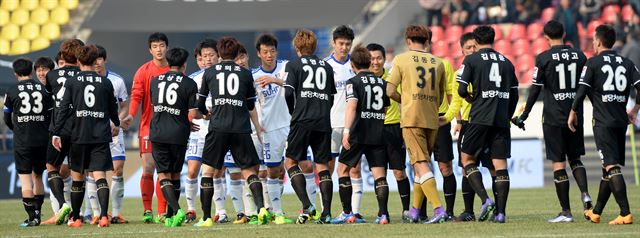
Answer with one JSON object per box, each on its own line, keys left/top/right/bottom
{"left": 408, "top": 207, "right": 420, "bottom": 223}
{"left": 164, "top": 217, "right": 173, "bottom": 227}
{"left": 258, "top": 208, "right": 271, "bottom": 225}
{"left": 155, "top": 213, "right": 167, "bottom": 224}
{"left": 217, "top": 213, "right": 229, "bottom": 223}
{"left": 493, "top": 213, "right": 506, "bottom": 223}
{"left": 67, "top": 218, "right": 83, "bottom": 228}
{"left": 110, "top": 214, "right": 129, "bottom": 224}
{"left": 330, "top": 212, "right": 355, "bottom": 224}
{"left": 185, "top": 210, "right": 197, "bottom": 223}
{"left": 248, "top": 215, "right": 259, "bottom": 225}
{"left": 233, "top": 213, "right": 248, "bottom": 224}
{"left": 401, "top": 210, "right": 411, "bottom": 223}
{"left": 84, "top": 214, "right": 93, "bottom": 224}
{"left": 583, "top": 209, "right": 601, "bottom": 223}
{"left": 90, "top": 215, "right": 100, "bottom": 225}
{"left": 608, "top": 214, "right": 633, "bottom": 225}
{"left": 444, "top": 212, "right": 456, "bottom": 222}
{"left": 56, "top": 203, "right": 71, "bottom": 225}
{"left": 193, "top": 218, "right": 214, "bottom": 227}
{"left": 582, "top": 193, "right": 593, "bottom": 211}
{"left": 172, "top": 209, "right": 186, "bottom": 227}
{"left": 98, "top": 216, "right": 109, "bottom": 227}
{"left": 19, "top": 219, "right": 39, "bottom": 227}
{"left": 42, "top": 215, "right": 57, "bottom": 225}
{"left": 213, "top": 214, "right": 219, "bottom": 223}
{"left": 296, "top": 206, "right": 316, "bottom": 224}
{"left": 142, "top": 210, "right": 154, "bottom": 224}
{"left": 315, "top": 215, "right": 332, "bottom": 224}
{"left": 425, "top": 207, "right": 446, "bottom": 224}
{"left": 478, "top": 199, "right": 496, "bottom": 222}
{"left": 548, "top": 211, "right": 574, "bottom": 223}
{"left": 353, "top": 213, "right": 366, "bottom": 223}
{"left": 375, "top": 214, "right": 389, "bottom": 224}
{"left": 456, "top": 212, "right": 476, "bottom": 222}
{"left": 274, "top": 213, "right": 293, "bottom": 224}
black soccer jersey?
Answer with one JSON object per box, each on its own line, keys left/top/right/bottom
{"left": 345, "top": 72, "right": 390, "bottom": 145}
{"left": 150, "top": 71, "right": 198, "bottom": 145}
{"left": 531, "top": 45, "right": 587, "bottom": 126}
{"left": 284, "top": 55, "right": 337, "bottom": 131}
{"left": 3, "top": 79, "right": 53, "bottom": 147}
{"left": 199, "top": 61, "right": 256, "bottom": 134}
{"left": 457, "top": 48, "right": 519, "bottom": 128}
{"left": 45, "top": 66, "right": 79, "bottom": 136}
{"left": 573, "top": 50, "right": 640, "bottom": 128}
{"left": 53, "top": 71, "right": 120, "bottom": 144}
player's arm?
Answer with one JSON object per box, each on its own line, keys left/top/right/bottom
{"left": 127, "top": 69, "right": 145, "bottom": 118}
{"left": 438, "top": 62, "right": 447, "bottom": 107}
{"left": 107, "top": 82, "right": 120, "bottom": 127}
{"left": 442, "top": 77, "right": 462, "bottom": 123}
{"left": 197, "top": 71, "right": 211, "bottom": 115}
{"left": 520, "top": 59, "right": 545, "bottom": 121}
{"left": 187, "top": 83, "right": 203, "bottom": 131}
{"left": 342, "top": 81, "right": 357, "bottom": 150}
{"left": 284, "top": 62, "right": 297, "bottom": 114}
{"left": 628, "top": 66, "right": 640, "bottom": 123}
{"left": 117, "top": 79, "right": 129, "bottom": 119}
{"left": 386, "top": 58, "right": 402, "bottom": 103}
{"left": 246, "top": 73, "right": 264, "bottom": 141}
{"left": 457, "top": 59, "right": 473, "bottom": 100}
{"left": 508, "top": 69, "right": 519, "bottom": 118}
{"left": 3, "top": 94, "right": 13, "bottom": 130}
{"left": 443, "top": 60, "right": 455, "bottom": 102}
{"left": 327, "top": 66, "right": 337, "bottom": 107}
{"left": 257, "top": 75, "right": 284, "bottom": 87}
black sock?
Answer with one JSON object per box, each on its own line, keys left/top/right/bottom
{"left": 96, "top": 178, "right": 110, "bottom": 218}
{"left": 491, "top": 175, "right": 497, "bottom": 200}
{"left": 34, "top": 194, "right": 44, "bottom": 219}
{"left": 495, "top": 170, "right": 510, "bottom": 215}
{"left": 607, "top": 167, "right": 630, "bottom": 216}
{"left": 570, "top": 160, "right": 589, "bottom": 194}
{"left": 464, "top": 164, "right": 489, "bottom": 202}
{"left": 553, "top": 169, "right": 571, "bottom": 212}
{"left": 318, "top": 170, "right": 333, "bottom": 217}
{"left": 200, "top": 177, "right": 213, "bottom": 219}
{"left": 375, "top": 177, "right": 389, "bottom": 216}
{"left": 461, "top": 176, "right": 475, "bottom": 213}
{"left": 160, "top": 179, "right": 179, "bottom": 218}
{"left": 443, "top": 174, "right": 456, "bottom": 215}
{"left": 338, "top": 177, "right": 352, "bottom": 213}
{"left": 396, "top": 178, "right": 410, "bottom": 211}
{"left": 247, "top": 175, "right": 265, "bottom": 211}
{"left": 287, "top": 166, "right": 311, "bottom": 209}
{"left": 172, "top": 179, "right": 181, "bottom": 212}
{"left": 47, "top": 171, "right": 66, "bottom": 206}
{"left": 593, "top": 169, "right": 611, "bottom": 215}
{"left": 23, "top": 197, "right": 36, "bottom": 220}
{"left": 70, "top": 181, "right": 85, "bottom": 220}
{"left": 420, "top": 198, "right": 427, "bottom": 218}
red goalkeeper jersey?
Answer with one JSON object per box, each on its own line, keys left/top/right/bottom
{"left": 129, "top": 60, "right": 169, "bottom": 138}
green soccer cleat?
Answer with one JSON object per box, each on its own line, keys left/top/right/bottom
{"left": 164, "top": 217, "right": 173, "bottom": 227}
{"left": 274, "top": 214, "right": 293, "bottom": 225}
{"left": 258, "top": 208, "right": 271, "bottom": 225}
{"left": 142, "top": 210, "right": 154, "bottom": 224}
{"left": 155, "top": 213, "right": 166, "bottom": 224}
{"left": 172, "top": 209, "right": 186, "bottom": 227}
{"left": 56, "top": 203, "right": 71, "bottom": 225}
{"left": 193, "top": 218, "right": 214, "bottom": 227}
{"left": 248, "top": 215, "right": 259, "bottom": 225}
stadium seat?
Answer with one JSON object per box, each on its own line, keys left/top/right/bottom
{"left": 622, "top": 4, "right": 634, "bottom": 23}
{"left": 450, "top": 41, "right": 462, "bottom": 58}
{"left": 508, "top": 24, "right": 526, "bottom": 41}
{"left": 494, "top": 39, "right": 511, "bottom": 55}
{"left": 541, "top": 7, "right": 555, "bottom": 22}
{"left": 41, "top": 22, "right": 60, "bottom": 40}
{"left": 0, "top": 39, "right": 9, "bottom": 55}
{"left": 520, "top": 68, "right": 535, "bottom": 85}
{"left": 464, "top": 24, "right": 477, "bottom": 33}
{"left": 492, "top": 24, "right": 503, "bottom": 40}
{"left": 445, "top": 25, "right": 463, "bottom": 43}
{"left": 10, "top": 8, "right": 29, "bottom": 25}
{"left": 31, "top": 38, "right": 50, "bottom": 51}
{"left": 31, "top": 8, "right": 49, "bottom": 25}
{"left": 11, "top": 38, "right": 30, "bottom": 55}
{"left": 51, "top": 7, "right": 69, "bottom": 24}
{"left": 527, "top": 22, "right": 543, "bottom": 40}
{"left": 532, "top": 38, "right": 549, "bottom": 54}
{"left": 587, "top": 20, "right": 602, "bottom": 37}
{"left": 0, "top": 9, "right": 9, "bottom": 25}
{"left": 21, "top": 0, "right": 39, "bottom": 10}
{"left": 512, "top": 39, "right": 530, "bottom": 56}
{"left": 41, "top": 0, "right": 59, "bottom": 10}
{"left": 61, "top": 0, "right": 79, "bottom": 10}
{"left": 430, "top": 26, "right": 443, "bottom": 43}
{"left": 432, "top": 40, "right": 448, "bottom": 57}
{"left": 584, "top": 51, "right": 593, "bottom": 58}
{"left": 1, "top": 23, "right": 20, "bottom": 41}
{"left": 1, "top": 0, "right": 19, "bottom": 11}
{"left": 516, "top": 54, "right": 535, "bottom": 73}
{"left": 21, "top": 23, "right": 40, "bottom": 40}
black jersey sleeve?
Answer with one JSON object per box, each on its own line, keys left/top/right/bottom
{"left": 508, "top": 65, "right": 519, "bottom": 117}
{"left": 106, "top": 80, "right": 120, "bottom": 127}
{"left": 326, "top": 64, "right": 337, "bottom": 106}
{"left": 3, "top": 92, "right": 13, "bottom": 130}
{"left": 572, "top": 61, "right": 594, "bottom": 111}
{"left": 457, "top": 57, "right": 473, "bottom": 98}
{"left": 383, "top": 80, "right": 391, "bottom": 108}
{"left": 53, "top": 78, "right": 74, "bottom": 135}
{"left": 245, "top": 70, "right": 257, "bottom": 111}
{"left": 284, "top": 61, "right": 298, "bottom": 113}
{"left": 198, "top": 70, "right": 211, "bottom": 115}
{"left": 187, "top": 80, "right": 199, "bottom": 109}
{"left": 345, "top": 79, "right": 357, "bottom": 101}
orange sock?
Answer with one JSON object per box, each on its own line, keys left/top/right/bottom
{"left": 140, "top": 174, "right": 154, "bottom": 211}
{"left": 156, "top": 178, "right": 167, "bottom": 214}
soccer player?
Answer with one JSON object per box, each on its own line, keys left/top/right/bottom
{"left": 52, "top": 45, "right": 120, "bottom": 227}
{"left": 44, "top": 39, "right": 84, "bottom": 225}
{"left": 185, "top": 38, "right": 219, "bottom": 223}
{"left": 150, "top": 47, "right": 200, "bottom": 227}
{"left": 4, "top": 58, "right": 53, "bottom": 227}
{"left": 120, "top": 32, "right": 170, "bottom": 223}
{"left": 332, "top": 45, "right": 391, "bottom": 224}
{"left": 196, "top": 36, "right": 270, "bottom": 226}
{"left": 55, "top": 52, "right": 65, "bottom": 68}
{"left": 325, "top": 25, "right": 365, "bottom": 222}
{"left": 367, "top": 43, "right": 412, "bottom": 222}
{"left": 570, "top": 24, "right": 640, "bottom": 225}
{"left": 457, "top": 25, "right": 519, "bottom": 223}
{"left": 34, "top": 57, "right": 54, "bottom": 85}
{"left": 512, "top": 20, "right": 592, "bottom": 223}
{"left": 283, "top": 29, "right": 336, "bottom": 224}
{"left": 386, "top": 25, "right": 447, "bottom": 224}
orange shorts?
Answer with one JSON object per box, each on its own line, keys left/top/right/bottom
{"left": 402, "top": 127, "right": 438, "bottom": 165}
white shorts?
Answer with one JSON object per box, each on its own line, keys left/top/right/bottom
{"left": 186, "top": 134, "right": 205, "bottom": 161}
{"left": 331, "top": 127, "right": 344, "bottom": 155}
{"left": 110, "top": 130, "right": 126, "bottom": 161}
{"left": 263, "top": 127, "right": 289, "bottom": 167}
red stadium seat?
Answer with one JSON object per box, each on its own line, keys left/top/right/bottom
{"left": 578, "top": 23, "right": 586, "bottom": 38}
{"left": 494, "top": 39, "right": 511, "bottom": 55}
{"left": 584, "top": 51, "right": 593, "bottom": 58}
{"left": 622, "top": 4, "right": 634, "bottom": 22}
{"left": 450, "top": 41, "right": 463, "bottom": 58}
{"left": 587, "top": 20, "right": 603, "bottom": 37}
{"left": 516, "top": 54, "right": 535, "bottom": 73}
{"left": 464, "top": 24, "right": 478, "bottom": 33}
{"left": 512, "top": 39, "right": 530, "bottom": 56}
{"left": 520, "top": 68, "right": 535, "bottom": 85}
{"left": 492, "top": 24, "right": 503, "bottom": 40}
{"left": 527, "top": 22, "right": 543, "bottom": 40}
{"left": 432, "top": 40, "right": 449, "bottom": 57}
{"left": 430, "top": 26, "right": 443, "bottom": 43}
{"left": 445, "top": 25, "right": 463, "bottom": 43}
{"left": 508, "top": 24, "right": 527, "bottom": 41}
{"left": 541, "top": 8, "right": 555, "bottom": 23}
{"left": 532, "top": 38, "right": 549, "bottom": 54}
{"left": 602, "top": 7, "right": 620, "bottom": 23}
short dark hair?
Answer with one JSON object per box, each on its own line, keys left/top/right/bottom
{"left": 96, "top": 45, "right": 107, "bottom": 60}
{"left": 60, "top": 39, "right": 84, "bottom": 64}
{"left": 404, "top": 25, "right": 430, "bottom": 45}
{"left": 194, "top": 38, "right": 217, "bottom": 59}
{"left": 148, "top": 32, "right": 169, "bottom": 48}
{"left": 13, "top": 58, "right": 33, "bottom": 77}
{"left": 460, "top": 32, "right": 475, "bottom": 47}
{"left": 543, "top": 20, "right": 564, "bottom": 40}
{"left": 34, "top": 57, "right": 55, "bottom": 71}
{"left": 217, "top": 37, "right": 241, "bottom": 60}
{"left": 55, "top": 51, "right": 63, "bottom": 63}
{"left": 350, "top": 45, "right": 371, "bottom": 70}
{"left": 255, "top": 33, "right": 278, "bottom": 51}
{"left": 332, "top": 25, "right": 355, "bottom": 41}
{"left": 473, "top": 25, "right": 495, "bottom": 45}
{"left": 76, "top": 45, "right": 99, "bottom": 66}
{"left": 366, "top": 43, "right": 386, "bottom": 59}
{"left": 595, "top": 24, "right": 616, "bottom": 49}
{"left": 166, "top": 47, "right": 189, "bottom": 67}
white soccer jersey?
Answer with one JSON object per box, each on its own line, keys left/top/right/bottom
{"left": 189, "top": 69, "right": 212, "bottom": 138}
{"left": 251, "top": 60, "right": 291, "bottom": 132}
{"left": 325, "top": 54, "right": 355, "bottom": 128}
{"left": 107, "top": 70, "right": 127, "bottom": 159}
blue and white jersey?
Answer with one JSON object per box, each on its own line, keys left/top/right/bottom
{"left": 189, "top": 68, "right": 212, "bottom": 138}
{"left": 325, "top": 54, "right": 355, "bottom": 128}
{"left": 106, "top": 70, "right": 128, "bottom": 103}
{"left": 252, "top": 60, "right": 291, "bottom": 132}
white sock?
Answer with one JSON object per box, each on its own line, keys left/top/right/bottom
{"left": 213, "top": 179, "right": 226, "bottom": 215}
{"left": 83, "top": 184, "right": 92, "bottom": 217}
{"left": 229, "top": 179, "right": 244, "bottom": 214}
{"left": 50, "top": 191, "right": 60, "bottom": 215}
{"left": 185, "top": 177, "right": 198, "bottom": 211}
{"left": 85, "top": 177, "right": 100, "bottom": 216}
{"left": 63, "top": 177, "right": 72, "bottom": 205}
{"left": 111, "top": 176, "right": 124, "bottom": 217}
{"left": 221, "top": 178, "right": 227, "bottom": 198}
{"left": 243, "top": 181, "right": 256, "bottom": 216}
{"left": 304, "top": 173, "right": 317, "bottom": 208}
{"left": 352, "top": 178, "right": 363, "bottom": 214}
{"left": 267, "top": 178, "right": 282, "bottom": 214}
{"left": 261, "top": 178, "right": 270, "bottom": 210}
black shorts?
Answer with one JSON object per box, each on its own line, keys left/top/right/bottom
{"left": 69, "top": 143, "right": 113, "bottom": 173}
{"left": 434, "top": 122, "right": 454, "bottom": 163}
{"left": 14, "top": 146, "right": 47, "bottom": 174}
{"left": 593, "top": 126, "right": 627, "bottom": 167}
{"left": 383, "top": 124, "right": 406, "bottom": 170}
{"left": 152, "top": 142, "right": 187, "bottom": 173}
{"left": 285, "top": 124, "right": 332, "bottom": 164}
{"left": 543, "top": 124, "right": 585, "bottom": 162}
{"left": 339, "top": 143, "right": 387, "bottom": 168}
{"left": 460, "top": 123, "right": 510, "bottom": 159}
{"left": 457, "top": 122, "right": 493, "bottom": 169}
{"left": 47, "top": 134, "right": 71, "bottom": 166}
{"left": 203, "top": 131, "right": 259, "bottom": 170}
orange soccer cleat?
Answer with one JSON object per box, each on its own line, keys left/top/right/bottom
{"left": 98, "top": 216, "right": 110, "bottom": 227}
{"left": 608, "top": 214, "right": 633, "bottom": 225}
{"left": 583, "top": 209, "right": 601, "bottom": 223}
